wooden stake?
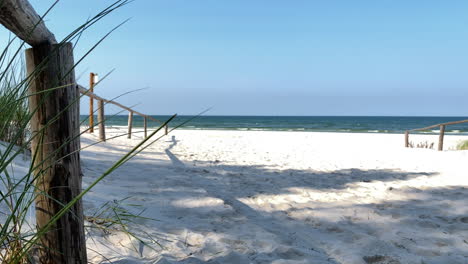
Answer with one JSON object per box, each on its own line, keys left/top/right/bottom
{"left": 144, "top": 117, "right": 148, "bottom": 138}
{"left": 438, "top": 125, "right": 445, "bottom": 151}
{"left": 26, "top": 42, "right": 87, "bottom": 263}
{"left": 165, "top": 125, "right": 169, "bottom": 135}
{"left": 98, "top": 99, "right": 105, "bottom": 142}
{"left": 128, "top": 111, "right": 133, "bottom": 139}
{"left": 404, "top": 131, "right": 409, "bottom": 148}
{"left": 89, "top": 73, "right": 95, "bottom": 133}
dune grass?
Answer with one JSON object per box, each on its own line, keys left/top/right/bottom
{"left": 86, "top": 197, "right": 162, "bottom": 253}
{"left": 0, "top": 1, "right": 175, "bottom": 262}
{"left": 0, "top": 54, "right": 29, "bottom": 148}
{"left": 456, "top": 140, "right": 468, "bottom": 150}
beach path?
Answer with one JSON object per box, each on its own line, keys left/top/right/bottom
{"left": 80, "top": 129, "right": 468, "bottom": 264}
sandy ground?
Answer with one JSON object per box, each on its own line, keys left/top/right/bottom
{"left": 1, "top": 128, "right": 467, "bottom": 263}
{"left": 76, "top": 128, "right": 468, "bottom": 264}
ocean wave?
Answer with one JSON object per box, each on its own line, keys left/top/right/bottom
{"left": 82, "top": 115, "right": 468, "bottom": 135}
{"left": 98, "top": 125, "right": 468, "bottom": 135}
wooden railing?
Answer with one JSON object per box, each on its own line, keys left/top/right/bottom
{"left": 405, "top": 119, "right": 468, "bottom": 151}
{"left": 78, "top": 84, "right": 168, "bottom": 142}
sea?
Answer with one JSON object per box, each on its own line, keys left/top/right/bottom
{"left": 80, "top": 115, "right": 468, "bottom": 135}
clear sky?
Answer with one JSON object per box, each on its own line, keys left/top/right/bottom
{"left": 8, "top": 1, "right": 468, "bottom": 115}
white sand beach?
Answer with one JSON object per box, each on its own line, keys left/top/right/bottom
{"left": 3, "top": 129, "right": 468, "bottom": 264}
{"left": 74, "top": 128, "right": 468, "bottom": 264}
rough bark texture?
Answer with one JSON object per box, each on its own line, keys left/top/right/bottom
{"left": 127, "top": 111, "right": 133, "bottom": 139}
{"left": 89, "top": 73, "right": 95, "bottom": 133}
{"left": 438, "top": 125, "right": 445, "bottom": 151}
{"left": 26, "top": 43, "right": 87, "bottom": 264}
{"left": 98, "top": 99, "right": 105, "bottom": 142}
{"left": 0, "top": 0, "right": 57, "bottom": 45}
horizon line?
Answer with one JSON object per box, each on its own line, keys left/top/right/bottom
{"left": 79, "top": 114, "right": 468, "bottom": 118}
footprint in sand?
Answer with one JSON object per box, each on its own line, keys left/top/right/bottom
{"left": 326, "top": 226, "right": 344, "bottom": 233}
{"left": 275, "top": 246, "right": 306, "bottom": 260}
{"left": 363, "top": 255, "right": 400, "bottom": 264}
{"left": 434, "top": 216, "right": 456, "bottom": 224}
{"left": 418, "top": 214, "right": 431, "bottom": 219}
{"left": 417, "top": 220, "right": 440, "bottom": 229}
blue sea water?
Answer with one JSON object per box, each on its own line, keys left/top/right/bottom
{"left": 80, "top": 115, "right": 468, "bottom": 134}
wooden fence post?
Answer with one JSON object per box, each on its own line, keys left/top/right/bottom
{"left": 128, "top": 111, "right": 133, "bottom": 139}
{"left": 26, "top": 42, "right": 87, "bottom": 263}
{"left": 98, "top": 99, "right": 105, "bottom": 142}
{"left": 165, "top": 125, "right": 169, "bottom": 135}
{"left": 89, "top": 72, "right": 95, "bottom": 133}
{"left": 438, "top": 125, "right": 445, "bottom": 151}
{"left": 404, "top": 131, "right": 409, "bottom": 148}
{"left": 144, "top": 116, "right": 148, "bottom": 138}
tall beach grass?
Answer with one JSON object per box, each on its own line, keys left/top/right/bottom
{"left": 457, "top": 140, "right": 468, "bottom": 150}
{"left": 0, "top": 1, "right": 174, "bottom": 262}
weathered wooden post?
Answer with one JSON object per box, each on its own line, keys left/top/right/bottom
{"left": 144, "top": 116, "right": 148, "bottom": 138}
{"left": 0, "top": 0, "right": 57, "bottom": 46}
{"left": 98, "top": 99, "right": 106, "bottom": 142}
{"left": 89, "top": 72, "right": 96, "bottom": 133}
{"left": 165, "top": 125, "right": 169, "bottom": 135}
{"left": 404, "top": 131, "right": 409, "bottom": 148}
{"left": 0, "top": 1, "right": 87, "bottom": 262}
{"left": 438, "top": 125, "right": 445, "bottom": 151}
{"left": 26, "top": 43, "right": 87, "bottom": 263}
{"left": 128, "top": 111, "right": 134, "bottom": 139}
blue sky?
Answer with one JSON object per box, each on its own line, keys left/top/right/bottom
{"left": 9, "top": 1, "right": 468, "bottom": 115}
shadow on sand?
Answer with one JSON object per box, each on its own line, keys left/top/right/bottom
{"left": 80, "top": 135, "right": 467, "bottom": 264}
